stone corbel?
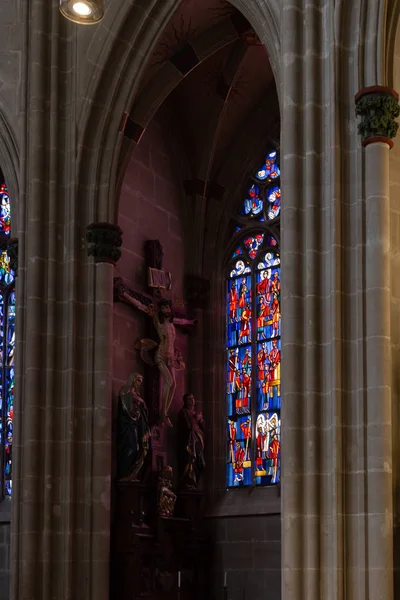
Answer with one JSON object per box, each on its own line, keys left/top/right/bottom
{"left": 355, "top": 85, "right": 400, "bottom": 148}
{"left": 86, "top": 222, "right": 123, "bottom": 265}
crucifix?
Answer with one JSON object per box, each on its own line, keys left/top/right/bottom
{"left": 114, "top": 240, "right": 196, "bottom": 428}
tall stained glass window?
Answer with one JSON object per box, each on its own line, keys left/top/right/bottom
{"left": 226, "top": 150, "right": 281, "bottom": 487}
{"left": 0, "top": 180, "right": 15, "bottom": 498}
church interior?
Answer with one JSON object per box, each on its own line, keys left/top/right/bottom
{"left": 1, "top": 0, "right": 400, "bottom": 599}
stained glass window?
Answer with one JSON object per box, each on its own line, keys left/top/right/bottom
{"left": 0, "top": 179, "right": 15, "bottom": 499}
{"left": 226, "top": 150, "right": 281, "bottom": 488}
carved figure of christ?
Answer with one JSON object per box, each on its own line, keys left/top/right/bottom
{"left": 122, "top": 291, "right": 196, "bottom": 428}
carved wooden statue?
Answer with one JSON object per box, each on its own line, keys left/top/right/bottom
{"left": 117, "top": 372, "right": 151, "bottom": 481}
{"left": 177, "top": 393, "right": 205, "bottom": 490}
{"left": 120, "top": 292, "right": 196, "bottom": 428}
{"left": 157, "top": 466, "right": 176, "bottom": 517}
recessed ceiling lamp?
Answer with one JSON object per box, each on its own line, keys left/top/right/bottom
{"left": 59, "top": 0, "right": 104, "bottom": 24}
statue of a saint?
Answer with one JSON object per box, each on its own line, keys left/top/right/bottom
{"left": 157, "top": 465, "right": 176, "bottom": 517}
{"left": 117, "top": 372, "right": 151, "bottom": 482}
{"left": 120, "top": 292, "right": 196, "bottom": 427}
{"left": 177, "top": 393, "right": 205, "bottom": 489}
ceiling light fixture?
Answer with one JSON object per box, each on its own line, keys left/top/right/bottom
{"left": 59, "top": 0, "right": 104, "bottom": 24}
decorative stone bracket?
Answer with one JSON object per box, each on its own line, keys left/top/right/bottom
{"left": 86, "top": 222, "right": 123, "bottom": 265}
{"left": 355, "top": 85, "right": 400, "bottom": 148}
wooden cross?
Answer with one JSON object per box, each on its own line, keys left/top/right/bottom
{"left": 114, "top": 240, "right": 194, "bottom": 428}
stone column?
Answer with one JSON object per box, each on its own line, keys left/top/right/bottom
{"left": 354, "top": 85, "right": 399, "bottom": 600}
{"left": 11, "top": 5, "right": 121, "bottom": 599}
{"left": 86, "top": 222, "right": 122, "bottom": 597}
{"left": 281, "top": 4, "right": 398, "bottom": 600}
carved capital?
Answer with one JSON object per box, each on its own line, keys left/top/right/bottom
{"left": 355, "top": 86, "right": 400, "bottom": 148}
{"left": 185, "top": 274, "right": 210, "bottom": 310}
{"left": 86, "top": 222, "right": 123, "bottom": 265}
{"left": 7, "top": 238, "right": 18, "bottom": 275}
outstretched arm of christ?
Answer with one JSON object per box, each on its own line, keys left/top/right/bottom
{"left": 173, "top": 317, "right": 197, "bottom": 327}
{"left": 122, "top": 292, "right": 155, "bottom": 317}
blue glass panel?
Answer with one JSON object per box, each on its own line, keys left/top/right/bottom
{"left": 226, "top": 415, "right": 253, "bottom": 487}
{"left": 243, "top": 233, "right": 264, "bottom": 260}
{"left": 266, "top": 185, "right": 281, "bottom": 221}
{"left": 256, "top": 339, "right": 281, "bottom": 412}
{"left": 229, "top": 259, "right": 251, "bottom": 279}
{"left": 4, "top": 368, "right": 13, "bottom": 496}
{"left": 256, "top": 151, "right": 280, "bottom": 181}
{"left": 232, "top": 247, "right": 243, "bottom": 258}
{"left": 256, "top": 266, "right": 281, "bottom": 341}
{"left": 254, "top": 411, "right": 281, "bottom": 485}
{"left": 226, "top": 276, "right": 252, "bottom": 347}
{"left": 7, "top": 291, "right": 15, "bottom": 366}
{"left": 242, "top": 184, "right": 263, "bottom": 217}
{"left": 226, "top": 346, "right": 252, "bottom": 417}
{"left": 267, "top": 235, "right": 278, "bottom": 247}
{"left": 0, "top": 184, "right": 11, "bottom": 236}
{"left": 257, "top": 252, "right": 280, "bottom": 270}
{"left": 0, "top": 251, "right": 14, "bottom": 286}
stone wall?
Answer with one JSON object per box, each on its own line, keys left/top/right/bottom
{"left": 0, "top": 500, "right": 11, "bottom": 600}
{"left": 210, "top": 514, "right": 281, "bottom": 600}
{"left": 113, "top": 105, "right": 187, "bottom": 480}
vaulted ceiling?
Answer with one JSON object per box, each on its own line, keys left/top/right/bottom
{"left": 118, "top": 0, "right": 280, "bottom": 204}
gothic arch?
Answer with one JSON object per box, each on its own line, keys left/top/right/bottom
{"left": 76, "top": 0, "right": 282, "bottom": 226}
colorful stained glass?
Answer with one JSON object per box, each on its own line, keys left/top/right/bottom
{"left": 256, "top": 266, "right": 281, "bottom": 340}
{"left": 4, "top": 367, "right": 13, "bottom": 496}
{"left": 267, "top": 235, "right": 278, "bottom": 247}
{"left": 232, "top": 247, "right": 243, "bottom": 258}
{"left": 256, "top": 151, "right": 280, "bottom": 181}
{"left": 7, "top": 292, "right": 15, "bottom": 367}
{"left": 226, "top": 148, "right": 280, "bottom": 488}
{"left": 0, "top": 182, "right": 15, "bottom": 499}
{"left": 257, "top": 252, "right": 280, "bottom": 270}
{"left": 0, "top": 251, "right": 14, "bottom": 286}
{"left": 0, "top": 184, "right": 11, "bottom": 236}
{"left": 230, "top": 259, "right": 251, "bottom": 278}
{"left": 242, "top": 184, "right": 263, "bottom": 217}
{"left": 226, "top": 276, "right": 252, "bottom": 347}
{"left": 226, "top": 346, "right": 252, "bottom": 416}
{"left": 267, "top": 185, "right": 281, "bottom": 220}
{"left": 244, "top": 233, "right": 264, "bottom": 259}
{"left": 254, "top": 411, "right": 280, "bottom": 485}
{"left": 256, "top": 339, "right": 281, "bottom": 411}
{"left": 226, "top": 414, "right": 252, "bottom": 487}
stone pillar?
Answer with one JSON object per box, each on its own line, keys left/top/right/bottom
{"left": 10, "top": 5, "right": 121, "bottom": 600}
{"left": 281, "top": 5, "right": 398, "bottom": 600}
{"left": 354, "top": 85, "right": 399, "bottom": 600}
{"left": 86, "top": 222, "right": 122, "bottom": 592}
